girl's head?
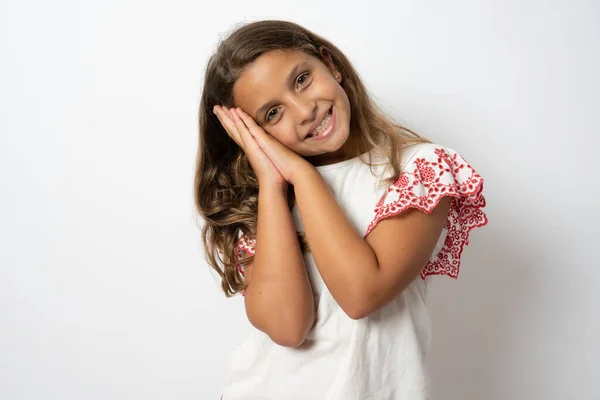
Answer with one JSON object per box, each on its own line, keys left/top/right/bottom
{"left": 231, "top": 48, "right": 352, "bottom": 166}
{"left": 200, "top": 19, "right": 376, "bottom": 167}
{"left": 196, "top": 20, "right": 427, "bottom": 296}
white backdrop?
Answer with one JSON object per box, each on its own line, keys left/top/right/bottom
{"left": 1, "top": 0, "right": 598, "bottom": 399}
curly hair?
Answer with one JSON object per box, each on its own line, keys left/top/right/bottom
{"left": 194, "top": 20, "right": 429, "bottom": 296}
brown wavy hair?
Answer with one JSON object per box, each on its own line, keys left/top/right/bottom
{"left": 194, "top": 20, "right": 429, "bottom": 296}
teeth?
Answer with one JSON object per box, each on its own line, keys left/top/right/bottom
{"left": 309, "top": 112, "right": 331, "bottom": 137}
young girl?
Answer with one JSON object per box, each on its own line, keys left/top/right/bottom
{"left": 195, "top": 20, "right": 487, "bottom": 400}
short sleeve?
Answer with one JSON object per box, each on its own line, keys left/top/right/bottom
{"left": 365, "top": 145, "right": 488, "bottom": 279}
{"left": 234, "top": 234, "right": 256, "bottom": 276}
{"left": 231, "top": 234, "right": 256, "bottom": 296}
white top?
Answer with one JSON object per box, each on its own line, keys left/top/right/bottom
{"left": 221, "top": 143, "right": 487, "bottom": 400}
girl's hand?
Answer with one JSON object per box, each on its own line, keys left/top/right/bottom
{"left": 231, "top": 107, "right": 312, "bottom": 185}
{"left": 213, "top": 105, "right": 286, "bottom": 188}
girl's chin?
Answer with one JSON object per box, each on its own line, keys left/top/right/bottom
{"left": 302, "top": 137, "right": 351, "bottom": 163}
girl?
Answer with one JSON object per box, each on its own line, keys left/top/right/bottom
{"left": 195, "top": 20, "right": 487, "bottom": 400}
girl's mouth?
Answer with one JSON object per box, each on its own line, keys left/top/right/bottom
{"left": 306, "top": 107, "right": 335, "bottom": 140}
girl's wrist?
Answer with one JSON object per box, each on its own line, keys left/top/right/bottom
{"left": 259, "top": 181, "right": 289, "bottom": 195}
{"left": 288, "top": 158, "right": 315, "bottom": 186}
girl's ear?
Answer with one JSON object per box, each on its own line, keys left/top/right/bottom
{"left": 319, "top": 47, "right": 342, "bottom": 83}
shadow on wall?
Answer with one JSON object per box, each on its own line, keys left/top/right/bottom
{"left": 427, "top": 221, "right": 533, "bottom": 400}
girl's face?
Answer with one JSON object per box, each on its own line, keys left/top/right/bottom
{"left": 232, "top": 50, "right": 354, "bottom": 166}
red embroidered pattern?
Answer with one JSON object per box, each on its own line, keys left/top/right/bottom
{"left": 365, "top": 147, "right": 487, "bottom": 279}
{"left": 234, "top": 235, "right": 256, "bottom": 276}
{"left": 232, "top": 236, "right": 256, "bottom": 296}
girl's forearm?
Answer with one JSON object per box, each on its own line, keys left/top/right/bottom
{"left": 293, "top": 166, "right": 380, "bottom": 319}
{"left": 244, "top": 184, "right": 315, "bottom": 347}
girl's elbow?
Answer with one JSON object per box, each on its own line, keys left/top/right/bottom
{"left": 336, "top": 293, "right": 371, "bottom": 320}
{"left": 340, "top": 290, "right": 379, "bottom": 320}
{"left": 270, "top": 330, "right": 307, "bottom": 348}
{"left": 269, "top": 320, "right": 313, "bottom": 347}
{"left": 268, "top": 310, "right": 315, "bottom": 347}
{"left": 343, "top": 302, "right": 372, "bottom": 320}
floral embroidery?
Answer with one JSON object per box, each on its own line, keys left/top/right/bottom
{"left": 234, "top": 235, "right": 256, "bottom": 296}
{"left": 234, "top": 235, "right": 256, "bottom": 276}
{"left": 365, "top": 147, "right": 488, "bottom": 279}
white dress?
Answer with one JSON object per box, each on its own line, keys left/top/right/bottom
{"left": 221, "top": 143, "right": 488, "bottom": 400}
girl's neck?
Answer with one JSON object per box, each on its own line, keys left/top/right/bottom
{"left": 305, "top": 133, "right": 362, "bottom": 167}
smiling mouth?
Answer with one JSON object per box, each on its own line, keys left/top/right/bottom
{"left": 306, "top": 107, "right": 334, "bottom": 139}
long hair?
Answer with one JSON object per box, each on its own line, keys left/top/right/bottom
{"left": 195, "top": 20, "right": 429, "bottom": 296}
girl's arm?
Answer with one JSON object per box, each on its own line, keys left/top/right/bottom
{"left": 214, "top": 105, "right": 314, "bottom": 347}
{"left": 242, "top": 183, "right": 315, "bottom": 347}
{"left": 293, "top": 166, "right": 450, "bottom": 319}
{"left": 230, "top": 107, "right": 450, "bottom": 320}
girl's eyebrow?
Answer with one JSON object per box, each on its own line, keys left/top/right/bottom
{"left": 254, "top": 60, "right": 310, "bottom": 121}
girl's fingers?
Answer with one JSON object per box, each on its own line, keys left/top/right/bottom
{"left": 233, "top": 107, "right": 254, "bottom": 125}
{"left": 214, "top": 106, "right": 242, "bottom": 146}
{"left": 234, "top": 108, "right": 261, "bottom": 137}
{"left": 213, "top": 110, "right": 231, "bottom": 135}
{"left": 232, "top": 111, "right": 271, "bottom": 165}
{"left": 233, "top": 108, "right": 274, "bottom": 150}
{"left": 225, "top": 108, "right": 245, "bottom": 145}
{"left": 230, "top": 108, "right": 254, "bottom": 148}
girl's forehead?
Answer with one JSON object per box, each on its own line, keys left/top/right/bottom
{"left": 246, "top": 50, "right": 314, "bottom": 79}
{"left": 232, "top": 50, "right": 319, "bottom": 111}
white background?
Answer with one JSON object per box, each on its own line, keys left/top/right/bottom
{"left": 1, "top": 0, "right": 598, "bottom": 399}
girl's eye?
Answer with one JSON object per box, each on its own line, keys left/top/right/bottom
{"left": 297, "top": 72, "right": 310, "bottom": 87}
{"left": 266, "top": 108, "right": 280, "bottom": 122}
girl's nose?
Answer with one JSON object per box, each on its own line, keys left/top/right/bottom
{"left": 295, "top": 99, "right": 318, "bottom": 126}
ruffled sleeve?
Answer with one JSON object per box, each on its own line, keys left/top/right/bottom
{"left": 365, "top": 145, "right": 488, "bottom": 279}
{"left": 231, "top": 234, "right": 256, "bottom": 296}
{"left": 234, "top": 234, "right": 256, "bottom": 277}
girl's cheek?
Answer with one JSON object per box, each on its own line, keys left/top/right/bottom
{"left": 266, "top": 127, "right": 288, "bottom": 144}
{"left": 278, "top": 121, "right": 295, "bottom": 142}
